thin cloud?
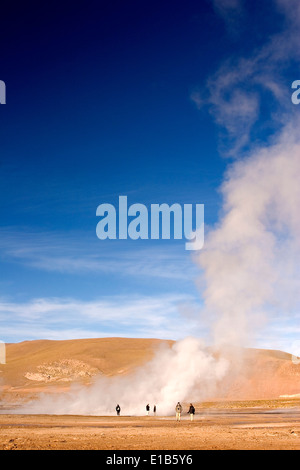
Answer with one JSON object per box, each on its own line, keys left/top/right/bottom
{"left": 211, "top": 0, "right": 245, "bottom": 35}
{"left": 212, "top": 0, "right": 243, "bottom": 19}
{"left": 0, "top": 294, "right": 203, "bottom": 343}
{"left": 193, "top": 0, "right": 300, "bottom": 156}
{"left": 0, "top": 228, "right": 197, "bottom": 281}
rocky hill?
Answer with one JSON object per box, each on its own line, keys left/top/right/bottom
{"left": 0, "top": 338, "right": 299, "bottom": 405}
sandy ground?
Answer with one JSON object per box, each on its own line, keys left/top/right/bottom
{"left": 0, "top": 400, "right": 300, "bottom": 450}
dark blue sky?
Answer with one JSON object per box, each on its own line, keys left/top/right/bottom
{"left": 0, "top": 0, "right": 294, "bottom": 343}
{"left": 1, "top": 0, "right": 228, "bottom": 229}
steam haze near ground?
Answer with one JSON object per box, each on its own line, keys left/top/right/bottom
{"left": 1, "top": 339, "right": 300, "bottom": 417}
{"left": 19, "top": 338, "right": 229, "bottom": 416}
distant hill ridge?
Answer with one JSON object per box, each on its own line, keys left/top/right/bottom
{"left": 0, "top": 338, "right": 299, "bottom": 401}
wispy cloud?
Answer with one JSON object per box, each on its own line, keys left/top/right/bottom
{"left": 0, "top": 228, "right": 197, "bottom": 281}
{"left": 211, "top": 0, "right": 244, "bottom": 28}
{"left": 192, "top": 0, "right": 300, "bottom": 156}
{"left": 0, "top": 294, "right": 203, "bottom": 343}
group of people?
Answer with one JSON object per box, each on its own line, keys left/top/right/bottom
{"left": 116, "top": 404, "right": 157, "bottom": 416}
{"left": 175, "top": 402, "right": 195, "bottom": 421}
{"left": 115, "top": 402, "right": 195, "bottom": 421}
{"left": 146, "top": 404, "right": 156, "bottom": 415}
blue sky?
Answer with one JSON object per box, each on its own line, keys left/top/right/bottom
{"left": 0, "top": 0, "right": 299, "bottom": 350}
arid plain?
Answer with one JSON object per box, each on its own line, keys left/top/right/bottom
{"left": 0, "top": 338, "right": 300, "bottom": 450}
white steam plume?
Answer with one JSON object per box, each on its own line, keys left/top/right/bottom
{"left": 196, "top": 120, "right": 300, "bottom": 350}
{"left": 20, "top": 338, "right": 228, "bottom": 416}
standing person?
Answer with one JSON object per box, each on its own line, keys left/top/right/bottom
{"left": 188, "top": 403, "right": 195, "bottom": 422}
{"left": 175, "top": 402, "right": 182, "bottom": 421}
{"left": 146, "top": 404, "right": 150, "bottom": 416}
{"left": 153, "top": 405, "right": 157, "bottom": 416}
{"left": 116, "top": 404, "right": 121, "bottom": 416}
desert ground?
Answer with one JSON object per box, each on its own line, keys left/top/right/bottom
{"left": 0, "top": 401, "right": 300, "bottom": 450}
{"left": 0, "top": 338, "right": 300, "bottom": 450}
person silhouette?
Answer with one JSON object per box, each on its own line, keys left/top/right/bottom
{"left": 175, "top": 402, "right": 182, "bottom": 421}
{"left": 188, "top": 403, "right": 195, "bottom": 421}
